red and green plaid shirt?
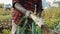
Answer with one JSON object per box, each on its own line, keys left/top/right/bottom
{"left": 13, "top": 0, "right": 42, "bottom": 25}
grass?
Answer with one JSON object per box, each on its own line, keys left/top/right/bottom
{"left": 42, "top": 6, "right": 60, "bottom": 29}
{"left": 0, "top": 8, "right": 12, "bottom": 34}
{"left": 0, "top": 8, "right": 12, "bottom": 20}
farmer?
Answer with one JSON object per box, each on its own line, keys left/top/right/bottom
{"left": 12, "top": 0, "right": 43, "bottom": 34}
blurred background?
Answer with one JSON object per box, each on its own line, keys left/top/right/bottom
{"left": 42, "top": 0, "right": 60, "bottom": 34}
{"left": 0, "top": 0, "right": 12, "bottom": 34}
{"left": 0, "top": 0, "right": 60, "bottom": 34}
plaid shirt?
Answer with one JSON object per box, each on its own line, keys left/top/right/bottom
{"left": 13, "top": 0, "right": 42, "bottom": 25}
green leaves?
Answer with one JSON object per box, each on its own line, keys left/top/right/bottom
{"left": 3, "top": 29, "right": 11, "bottom": 34}
{"left": 42, "top": 6, "right": 60, "bottom": 29}
{"left": 0, "top": 8, "right": 12, "bottom": 21}
{"left": 0, "top": 7, "right": 12, "bottom": 34}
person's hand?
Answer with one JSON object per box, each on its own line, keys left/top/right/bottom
{"left": 25, "top": 10, "right": 33, "bottom": 18}
{"left": 31, "top": 14, "right": 44, "bottom": 27}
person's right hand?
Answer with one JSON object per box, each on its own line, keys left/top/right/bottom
{"left": 25, "top": 10, "right": 33, "bottom": 18}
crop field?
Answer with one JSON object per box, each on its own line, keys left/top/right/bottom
{"left": 0, "top": 8, "right": 12, "bottom": 34}
{"left": 42, "top": 5, "right": 60, "bottom": 33}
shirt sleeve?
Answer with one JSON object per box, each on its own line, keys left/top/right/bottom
{"left": 13, "top": 0, "right": 21, "bottom": 9}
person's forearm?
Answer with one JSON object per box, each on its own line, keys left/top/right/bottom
{"left": 14, "top": 3, "right": 33, "bottom": 17}
{"left": 15, "top": 3, "right": 27, "bottom": 14}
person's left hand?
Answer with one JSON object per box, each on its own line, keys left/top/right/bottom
{"left": 31, "top": 14, "right": 44, "bottom": 27}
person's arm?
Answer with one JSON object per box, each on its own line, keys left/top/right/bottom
{"left": 14, "top": 3, "right": 26, "bottom": 14}
{"left": 14, "top": 3, "right": 32, "bottom": 17}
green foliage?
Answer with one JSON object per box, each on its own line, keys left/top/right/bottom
{"left": 0, "top": 10, "right": 12, "bottom": 15}
{"left": 0, "top": 15, "right": 12, "bottom": 20}
{"left": 54, "top": 22, "right": 60, "bottom": 34}
{"left": 0, "top": 7, "right": 12, "bottom": 34}
{"left": 42, "top": 6, "right": 60, "bottom": 29}
{"left": 0, "top": 8, "right": 12, "bottom": 21}
{"left": 36, "top": 26, "right": 43, "bottom": 34}
{"left": 0, "top": 6, "right": 3, "bottom": 8}
{"left": 3, "top": 29, "right": 11, "bottom": 34}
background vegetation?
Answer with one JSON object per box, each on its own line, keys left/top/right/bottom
{"left": 0, "top": 7, "right": 12, "bottom": 34}
{"left": 42, "top": 5, "right": 60, "bottom": 33}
